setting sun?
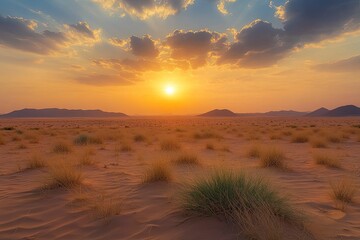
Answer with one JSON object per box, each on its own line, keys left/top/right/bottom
{"left": 164, "top": 85, "right": 176, "bottom": 96}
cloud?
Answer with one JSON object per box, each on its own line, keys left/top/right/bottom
{"left": 314, "top": 55, "right": 360, "bottom": 72}
{"left": 217, "top": 0, "right": 236, "bottom": 15}
{"left": 93, "top": 0, "right": 194, "bottom": 19}
{"left": 165, "top": 29, "right": 227, "bottom": 68}
{"left": 0, "top": 15, "right": 101, "bottom": 55}
{"left": 129, "top": 35, "right": 159, "bottom": 58}
{"left": 0, "top": 15, "right": 68, "bottom": 54}
{"left": 219, "top": 0, "right": 360, "bottom": 68}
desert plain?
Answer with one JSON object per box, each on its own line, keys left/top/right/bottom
{"left": 0, "top": 117, "right": 360, "bottom": 240}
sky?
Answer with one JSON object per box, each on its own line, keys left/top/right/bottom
{"left": 0, "top": 0, "right": 359, "bottom": 115}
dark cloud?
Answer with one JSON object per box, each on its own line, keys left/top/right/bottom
{"left": 220, "top": 0, "right": 360, "bottom": 68}
{"left": 166, "top": 29, "right": 226, "bottom": 68}
{"left": 0, "top": 15, "right": 67, "bottom": 54}
{"left": 0, "top": 15, "right": 101, "bottom": 55}
{"left": 67, "top": 22, "right": 96, "bottom": 39}
{"left": 314, "top": 55, "right": 360, "bottom": 72}
{"left": 282, "top": 0, "right": 360, "bottom": 42}
{"left": 94, "top": 0, "right": 194, "bottom": 19}
{"left": 129, "top": 35, "right": 159, "bottom": 58}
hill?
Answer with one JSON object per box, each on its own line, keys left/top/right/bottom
{"left": 0, "top": 108, "right": 127, "bottom": 118}
{"left": 198, "top": 109, "right": 237, "bottom": 117}
{"left": 325, "top": 105, "right": 360, "bottom": 117}
{"left": 306, "top": 107, "right": 330, "bottom": 117}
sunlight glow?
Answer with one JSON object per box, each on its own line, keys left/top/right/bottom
{"left": 164, "top": 85, "right": 176, "bottom": 96}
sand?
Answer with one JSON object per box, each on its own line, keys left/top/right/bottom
{"left": 0, "top": 117, "right": 359, "bottom": 240}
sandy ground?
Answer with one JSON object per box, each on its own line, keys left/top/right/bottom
{"left": 0, "top": 117, "right": 360, "bottom": 240}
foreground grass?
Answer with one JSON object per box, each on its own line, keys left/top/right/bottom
{"left": 181, "top": 170, "right": 301, "bottom": 237}
{"left": 143, "top": 161, "right": 172, "bottom": 183}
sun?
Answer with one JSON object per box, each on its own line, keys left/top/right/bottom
{"left": 164, "top": 85, "right": 176, "bottom": 96}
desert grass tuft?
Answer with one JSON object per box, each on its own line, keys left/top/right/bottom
{"left": 314, "top": 153, "right": 341, "bottom": 168}
{"left": 43, "top": 162, "right": 83, "bottom": 189}
{"left": 260, "top": 147, "right": 286, "bottom": 169}
{"left": 78, "top": 151, "right": 96, "bottom": 166}
{"left": 246, "top": 144, "right": 262, "bottom": 158}
{"left": 133, "top": 134, "right": 146, "bottom": 142}
{"left": 291, "top": 133, "right": 308, "bottom": 143}
{"left": 181, "top": 170, "right": 301, "bottom": 226}
{"left": 74, "top": 134, "right": 102, "bottom": 145}
{"left": 330, "top": 178, "right": 356, "bottom": 204}
{"left": 92, "top": 195, "right": 121, "bottom": 219}
{"left": 26, "top": 155, "right": 46, "bottom": 169}
{"left": 205, "top": 142, "right": 215, "bottom": 150}
{"left": 53, "top": 142, "right": 71, "bottom": 154}
{"left": 310, "top": 137, "right": 327, "bottom": 148}
{"left": 161, "top": 139, "right": 181, "bottom": 151}
{"left": 174, "top": 153, "right": 199, "bottom": 165}
{"left": 143, "top": 161, "right": 172, "bottom": 183}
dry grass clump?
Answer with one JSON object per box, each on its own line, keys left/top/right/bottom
{"left": 314, "top": 153, "right": 341, "bottom": 168}
{"left": 269, "top": 133, "right": 282, "bottom": 140}
{"left": 181, "top": 170, "right": 301, "bottom": 236}
{"left": 174, "top": 153, "right": 199, "bottom": 165}
{"left": 161, "top": 139, "right": 181, "bottom": 151}
{"left": 246, "top": 144, "right": 262, "bottom": 158}
{"left": 260, "top": 147, "right": 286, "bottom": 169}
{"left": 330, "top": 178, "right": 357, "bottom": 211}
{"left": 143, "top": 161, "right": 172, "bottom": 183}
{"left": 310, "top": 137, "right": 328, "bottom": 148}
{"left": 193, "top": 131, "right": 220, "bottom": 139}
{"left": 326, "top": 134, "right": 341, "bottom": 143}
{"left": 92, "top": 195, "right": 121, "bottom": 219}
{"left": 53, "top": 142, "right": 71, "bottom": 154}
{"left": 78, "top": 151, "right": 96, "bottom": 166}
{"left": 133, "top": 134, "right": 146, "bottom": 142}
{"left": 43, "top": 162, "right": 83, "bottom": 189}
{"left": 205, "top": 142, "right": 215, "bottom": 150}
{"left": 18, "top": 143, "right": 27, "bottom": 149}
{"left": 26, "top": 155, "right": 46, "bottom": 169}
{"left": 117, "top": 142, "right": 132, "bottom": 152}
{"left": 74, "top": 134, "right": 102, "bottom": 145}
{"left": 291, "top": 133, "right": 309, "bottom": 143}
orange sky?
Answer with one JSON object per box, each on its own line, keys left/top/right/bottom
{"left": 0, "top": 0, "right": 359, "bottom": 115}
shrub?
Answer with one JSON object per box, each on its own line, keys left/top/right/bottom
{"left": 174, "top": 153, "right": 199, "bottom": 165}
{"left": 26, "top": 155, "right": 46, "bottom": 169}
{"left": 74, "top": 134, "right": 102, "bottom": 145}
{"left": 78, "top": 151, "right": 96, "bottom": 166}
{"left": 247, "top": 145, "right": 262, "bottom": 158}
{"left": 92, "top": 195, "right": 121, "bottom": 219}
{"left": 260, "top": 147, "right": 286, "bottom": 169}
{"left": 291, "top": 133, "right": 308, "bottom": 143}
{"left": 134, "top": 134, "right": 146, "bottom": 142}
{"left": 53, "top": 142, "right": 71, "bottom": 154}
{"left": 161, "top": 139, "right": 181, "bottom": 151}
{"left": 330, "top": 178, "right": 356, "bottom": 204}
{"left": 314, "top": 153, "right": 341, "bottom": 168}
{"left": 143, "top": 161, "right": 172, "bottom": 183}
{"left": 310, "top": 137, "right": 327, "bottom": 148}
{"left": 205, "top": 143, "right": 215, "bottom": 150}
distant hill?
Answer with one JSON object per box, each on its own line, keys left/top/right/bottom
{"left": 325, "top": 105, "right": 360, "bottom": 117}
{"left": 306, "top": 107, "right": 330, "bottom": 117}
{"left": 199, "top": 109, "right": 237, "bottom": 117}
{"left": 0, "top": 108, "right": 127, "bottom": 118}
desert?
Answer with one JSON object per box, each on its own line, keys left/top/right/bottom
{"left": 0, "top": 117, "right": 360, "bottom": 240}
